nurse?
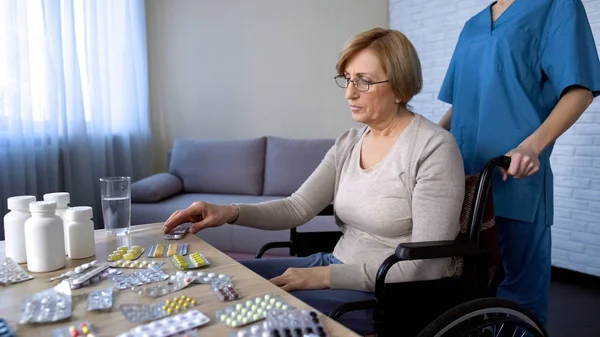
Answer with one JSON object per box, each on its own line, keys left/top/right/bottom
{"left": 437, "top": 0, "right": 600, "bottom": 326}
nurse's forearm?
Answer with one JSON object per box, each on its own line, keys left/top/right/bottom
{"left": 522, "top": 87, "right": 594, "bottom": 155}
{"left": 439, "top": 107, "right": 452, "bottom": 130}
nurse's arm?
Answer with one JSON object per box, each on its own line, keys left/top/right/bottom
{"left": 438, "top": 106, "right": 452, "bottom": 131}
{"left": 522, "top": 86, "right": 594, "bottom": 155}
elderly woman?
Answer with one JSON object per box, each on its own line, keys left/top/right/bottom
{"left": 163, "top": 28, "right": 465, "bottom": 335}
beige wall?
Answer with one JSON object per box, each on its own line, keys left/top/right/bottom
{"left": 145, "top": 0, "right": 389, "bottom": 172}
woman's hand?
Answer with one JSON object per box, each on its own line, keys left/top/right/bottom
{"left": 502, "top": 144, "right": 540, "bottom": 181}
{"left": 162, "top": 201, "right": 239, "bottom": 234}
{"left": 269, "top": 266, "right": 330, "bottom": 292}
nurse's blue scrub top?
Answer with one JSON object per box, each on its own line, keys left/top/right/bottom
{"left": 438, "top": 0, "right": 600, "bottom": 224}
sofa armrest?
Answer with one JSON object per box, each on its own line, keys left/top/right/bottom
{"left": 131, "top": 173, "right": 183, "bottom": 203}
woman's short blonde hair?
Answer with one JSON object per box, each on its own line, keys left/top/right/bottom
{"left": 336, "top": 28, "right": 423, "bottom": 105}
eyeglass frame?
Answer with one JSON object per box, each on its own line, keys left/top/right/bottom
{"left": 334, "top": 74, "right": 389, "bottom": 92}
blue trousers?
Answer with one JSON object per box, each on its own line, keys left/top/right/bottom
{"left": 495, "top": 216, "right": 551, "bottom": 327}
{"left": 239, "top": 252, "right": 375, "bottom": 336}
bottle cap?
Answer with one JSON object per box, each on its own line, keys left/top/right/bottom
{"left": 7, "top": 195, "right": 36, "bottom": 211}
{"left": 65, "top": 206, "right": 93, "bottom": 221}
{"left": 43, "top": 192, "right": 70, "bottom": 208}
{"left": 30, "top": 200, "right": 57, "bottom": 212}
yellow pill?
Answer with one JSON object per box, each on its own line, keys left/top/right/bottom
{"left": 175, "top": 305, "right": 181, "bottom": 311}
{"left": 166, "top": 308, "right": 172, "bottom": 315}
{"left": 190, "top": 300, "right": 197, "bottom": 305}
{"left": 182, "top": 303, "right": 188, "bottom": 309}
{"left": 123, "top": 253, "right": 135, "bottom": 260}
{"left": 165, "top": 299, "right": 171, "bottom": 305}
{"left": 163, "top": 305, "right": 168, "bottom": 311}
{"left": 108, "top": 254, "right": 120, "bottom": 261}
{"left": 131, "top": 245, "right": 142, "bottom": 250}
{"left": 180, "top": 295, "right": 187, "bottom": 299}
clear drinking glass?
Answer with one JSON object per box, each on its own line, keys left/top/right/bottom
{"left": 100, "top": 176, "right": 131, "bottom": 236}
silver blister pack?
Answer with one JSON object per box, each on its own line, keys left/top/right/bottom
{"left": 49, "top": 260, "right": 97, "bottom": 282}
{"left": 120, "top": 303, "right": 169, "bottom": 322}
{"left": 19, "top": 281, "right": 72, "bottom": 324}
{"left": 117, "top": 310, "right": 210, "bottom": 337}
{"left": 66, "top": 267, "right": 122, "bottom": 290}
{"left": 131, "top": 273, "right": 194, "bottom": 297}
{"left": 231, "top": 309, "right": 328, "bottom": 337}
{"left": 175, "top": 270, "right": 232, "bottom": 284}
{"left": 110, "top": 265, "right": 169, "bottom": 290}
{"left": 0, "top": 257, "right": 33, "bottom": 284}
{"left": 88, "top": 287, "right": 113, "bottom": 311}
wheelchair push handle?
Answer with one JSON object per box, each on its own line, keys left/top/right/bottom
{"left": 498, "top": 155, "right": 511, "bottom": 171}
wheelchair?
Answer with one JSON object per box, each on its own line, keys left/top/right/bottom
{"left": 256, "top": 156, "right": 550, "bottom": 337}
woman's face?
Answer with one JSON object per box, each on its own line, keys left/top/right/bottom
{"left": 342, "top": 49, "right": 398, "bottom": 125}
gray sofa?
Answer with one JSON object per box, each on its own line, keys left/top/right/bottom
{"left": 130, "top": 136, "right": 338, "bottom": 257}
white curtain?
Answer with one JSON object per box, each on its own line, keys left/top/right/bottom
{"left": 0, "top": 0, "right": 154, "bottom": 238}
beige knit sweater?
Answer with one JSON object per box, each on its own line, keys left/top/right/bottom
{"left": 233, "top": 113, "right": 465, "bottom": 292}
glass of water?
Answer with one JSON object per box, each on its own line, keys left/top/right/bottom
{"left": 100, "top": 176, "right": 131, "bottom": 236}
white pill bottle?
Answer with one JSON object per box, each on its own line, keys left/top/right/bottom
{"left": 3, "top": 195, "right": 36, "bottom": 263}
{"left": 64, "top": 206, "right": 96, "bottom": 259}
{"left": 43, "top": 192, "right": 70, "bottom": 253}
{"left": 24, "top": 200, "right": 66, "bottom": 272}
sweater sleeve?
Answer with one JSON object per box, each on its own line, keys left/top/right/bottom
{"left": 329, "top": 131, "right": 465, "bottom": 291}
{"left": 231, "top": 145, "right": 337, "bottom": 230}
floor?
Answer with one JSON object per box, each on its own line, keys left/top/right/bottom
{"left": 547, "top": 268, "right": 600, "bottom": 337}
{"left": 229, "top": 252, "right": 600, "bottom": 336}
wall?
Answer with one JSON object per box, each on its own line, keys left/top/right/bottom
{"left": 390, "top": 0, "right": 600, "bottom": 277}
{"left": 145, "top": 0, "right": 389, "bottom": 172}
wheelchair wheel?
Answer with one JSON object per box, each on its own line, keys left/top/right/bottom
{"left": 416, "top": 297, "right": 549, "bottom": 337}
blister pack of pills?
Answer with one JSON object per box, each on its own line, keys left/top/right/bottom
{"left": 232, "top": 310, "right": 328, "bottom": 337}
{"left": 148, "top": 243, "right": 189, "bottom": 258}
{"left": 107, "top": 245, "right": 144, "bottom": 262}
{"left": 171, "top": 252, "right": 210, "bottom": 270}
{"left": 119, "top": 295, "right": 198, "bottom": 322}
{"left": 131, "top": 273, "right": 194, "bottom": 297}
{"left": 87, "top": 287, "right": 113, "bottom": 311}
{"left": 49, "top": 260, "right": 97, "bottom": 282}
{"left": 117, "top": 310, "right": 210, "bottom": 337}
{"left": 215, "top": 294, "right": 293, "bottom": 327}
{"left": 20, "top": 281, "right": 72, "bottom": 324}
{"left": 51, "top": 321, "right": 96, "bottom": 337}
{"left": 0, "top": 318, "right": 16, "bottom": 337}
{"left": 266, "top": 309, "right": 328, "bottom": 337}
{"left": 110, "top": 265, "right": 169, "bottom": 290}
{"left": 110, "top": 259, "right": 164, "bottom": 269}
{"left": 212, "top": 278, "right": 240, "bottom": 302}
{"left": 0, "top": 257, "right": 33, "bottom": 285}
{"left": 159, "top": 295, "right": 198, "bottom": 315}
{"left": 66, "top": 265, "right": 122, "bottom": 290}
{"left": 175, "top": 270, "right": 232, "bottom": 284}
{"left": 165, "top": 225, "right": 190, "bottom": 240}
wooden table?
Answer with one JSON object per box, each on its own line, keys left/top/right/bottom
{"left": 0, "top": 223, "right": 361, "bottom": 337}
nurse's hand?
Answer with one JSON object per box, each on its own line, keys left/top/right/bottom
{"left": 502, "top": 145, "right": 540, "bottom": 181}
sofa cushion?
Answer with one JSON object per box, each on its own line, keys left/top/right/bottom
{"left": 169, "top": 137, "right": 266, "bottom": 195}
{"left": 131, "top": 173, "right": 183, "bottom": 203}
{"left": 262, "top": 136, "right": 335, "bottom": 196}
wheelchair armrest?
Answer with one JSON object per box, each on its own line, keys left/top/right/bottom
{"left": 255, "top": 241, "right": 293, "bottom": 259}
{"left": 329, "top": 299, "right": 377, "bottom": 320}
{"left": 374, "top": 240, "right": 484, "bottom": 297}
{"left": 395, "top": 240, "right": 483, "bottom": 260}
